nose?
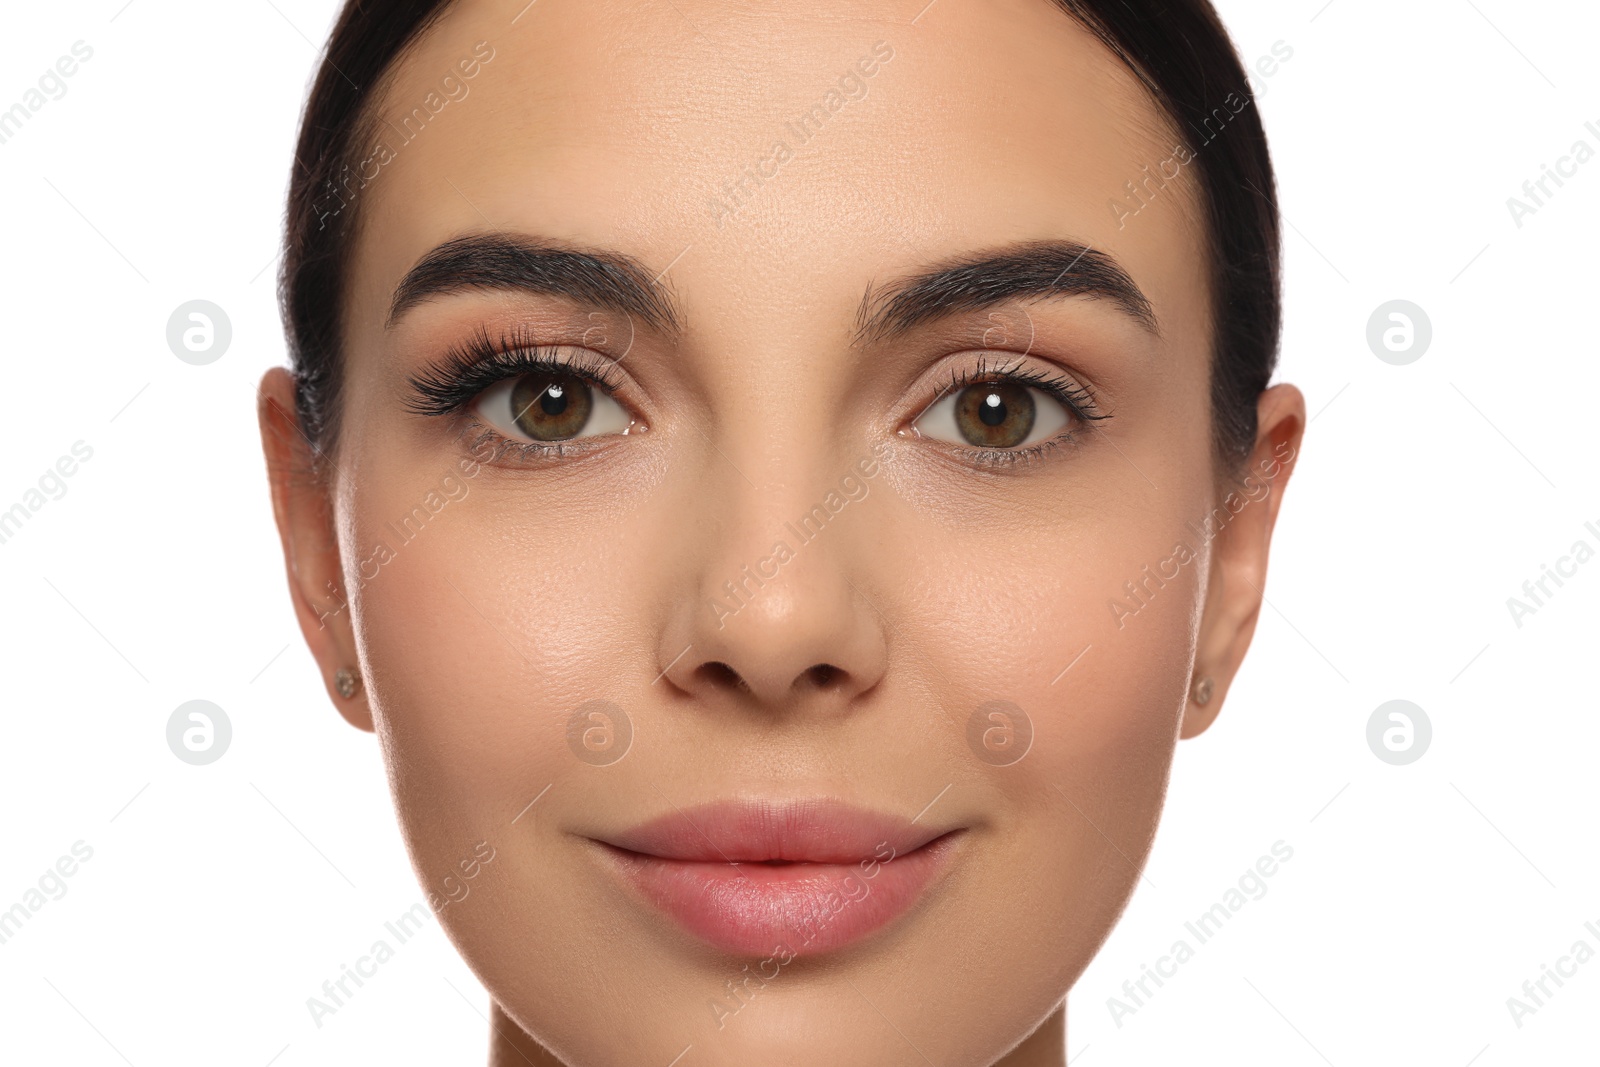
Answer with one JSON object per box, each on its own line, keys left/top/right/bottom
{"left": 657, "top": 460, "right": 890, "bottom": 713}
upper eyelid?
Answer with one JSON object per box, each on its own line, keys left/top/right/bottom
{"left": 404, "top": 341, "right": 632, "bottom": 419}
{"left": 921, "top": 354, "right": 1103, "bottom": 414}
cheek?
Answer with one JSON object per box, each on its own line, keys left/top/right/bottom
{"left": 891, "top": 503, "right": 1200, "bottom": 948}
{"left": 344, "top": 484, "right": 666, "bottom": 981}
{"left": 876, "top": 490, "right": 1202, "bottom": 764}
{"left": 960, "top": 538, "right": 1195, "bottom": 822}
{"left": 343, "top": 475, "right": 652, "bottom": 832}
{"left": 993, "top": 514, "right": 1201, "bottom": 807}
{"left": 996, "top": 574, "right": 1194, "bottom": 993}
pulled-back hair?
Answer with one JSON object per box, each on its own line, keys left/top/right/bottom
{"left": 280, "top": 0, "right": 1279, "bottom": 469}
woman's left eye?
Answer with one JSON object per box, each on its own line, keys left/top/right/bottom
{"left": 912, "top": 377, "right": 1074, "bottom": 450}
{"left": 474, "top": 369, "right": 632, "bottom": 444}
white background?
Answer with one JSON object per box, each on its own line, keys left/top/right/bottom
{"left": 1, "top": 1, "right": 1596, "bottom": 1064}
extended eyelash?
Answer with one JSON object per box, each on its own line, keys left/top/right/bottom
{"left": 404, "top": 323, "right": 626, "bottom": 420}
{"left": 928, "top": 354, "right": 1111, "bottom": 468}
{"left": 406, "top": 333, "right": 1103, "bottom": 470}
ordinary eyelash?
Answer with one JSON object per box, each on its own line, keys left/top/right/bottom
{"left": 926, "top": 354, "right": 1110, "bottom": 467}
{"left": 403, "top": 323, "right": 626, "bottom": 419}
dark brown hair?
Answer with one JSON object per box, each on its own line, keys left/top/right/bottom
{"left": 280, "top": 0, "right": 1279, "bottom": 467}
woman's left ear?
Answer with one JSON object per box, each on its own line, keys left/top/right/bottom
{"left": 1182, "top": 382, "right": 1306, "bottom": 739}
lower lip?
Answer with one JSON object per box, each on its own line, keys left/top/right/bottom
{"left": 597, "top": 833, "right": 960, "bottom": 957}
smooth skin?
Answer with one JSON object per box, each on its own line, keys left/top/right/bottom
{"left": 259, "top": 0, "right": 1304, "bottom": 1063}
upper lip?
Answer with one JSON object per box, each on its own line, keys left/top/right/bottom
{"left": 596, "top": 797, "right": 955, "bottom": 864}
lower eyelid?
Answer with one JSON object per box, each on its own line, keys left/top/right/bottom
{"left": 955, "top": 436, "right": 1068, "bottom": 467}
{"left": 459, "top": 422, "right": 607, "bottom": 467}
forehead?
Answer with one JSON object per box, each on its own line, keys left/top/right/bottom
{"left": 345, "top": 0, "right": 1209, "bottom": 346}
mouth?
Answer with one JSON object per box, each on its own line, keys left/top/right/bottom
{"left": 589, "top": 797, "right": 964, "bottom": 958}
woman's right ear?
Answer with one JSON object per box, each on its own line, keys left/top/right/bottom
{"left": 257, "top": 367, "right": 374, "bottom": 732}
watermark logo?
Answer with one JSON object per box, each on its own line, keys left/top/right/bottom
{"left": 966, "top": 700, "right": 1033, "bottom": 766}
{"left": 1366, "top": 300, "right": 1431, "bottom": 365}
{"left": 166, "top": 300, "right": 231, "bottom": 365}
{"left": 166, "top": 700, "right": 231, "bottom": 765}
{"left": 566, "top": 700, "right": 632, "bottom": 766}
{"left": 1366, "top": 699, "right": 1430, "bottom": 765}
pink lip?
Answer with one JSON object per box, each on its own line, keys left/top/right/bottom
{"left": 592, "top": 798, "right": 961, "bottom": 957}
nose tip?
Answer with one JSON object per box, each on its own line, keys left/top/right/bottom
{"left": 659, "top": 558, "right": 888, "bottom": 714}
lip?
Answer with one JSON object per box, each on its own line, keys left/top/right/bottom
{"left": 591, "top": 797, "right": 962, "bottom": 957}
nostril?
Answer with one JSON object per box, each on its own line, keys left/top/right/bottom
{"left": 805, "top": 664, "right": 843, "bottom": 690}
{"left": 698, "top": 661, "right": 743, "bottom": 691}
{"left": 692, "top": 661, "right": 846, "bottom": 699}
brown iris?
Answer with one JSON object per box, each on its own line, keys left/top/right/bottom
{"left": 953, "top": 381, "right": 1036, "bottom": 448}
{"left": 509, "top": 372, "right": 594, "bottom": 441}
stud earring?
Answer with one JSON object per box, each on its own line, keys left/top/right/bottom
{"left": 334, "top": 667, "right": 361, "bottom": 699}
{"left": 1192, "top": 676, "right": 1214, "bottom": 707}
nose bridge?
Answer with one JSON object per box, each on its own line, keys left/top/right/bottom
{"left": 662, "top": 425, "right": 890, "bottom": 710}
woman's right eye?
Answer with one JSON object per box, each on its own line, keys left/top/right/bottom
{"left": 474, "top": 369, "right": 633, "bottom": 444}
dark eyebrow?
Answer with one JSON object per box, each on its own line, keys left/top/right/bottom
{"left": 387, "top": 232, "right": 685, "bottom": 335}
{"left": 852, "top": 239, "right": 1158, "bottom": 347}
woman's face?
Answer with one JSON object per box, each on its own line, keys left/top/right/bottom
{"left": 261, "top": 0, "right": 1302, "bottom": 1062}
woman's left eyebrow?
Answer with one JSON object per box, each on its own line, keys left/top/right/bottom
{"left": 851, "top": 239, "right": 1159, "bottom": 346}
{"left": 386, "top": 232, "right": 685, "bottom": 335}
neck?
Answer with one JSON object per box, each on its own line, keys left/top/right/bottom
{"left": 487, "top": 999, "right": 1067, "bottom": 1066}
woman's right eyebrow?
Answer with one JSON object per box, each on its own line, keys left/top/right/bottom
{"left": 386, "top": 232, "right": 686, "bottom": 336}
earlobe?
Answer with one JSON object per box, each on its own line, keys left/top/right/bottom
{"left": 1180, "top": 671, "right": 1226, "bottom": 739}
{"left": 1181, "top": 382, "right": 1306, "bottom": 741}
{"left": 257, "top": 367, "right": 375, "bottom": 733}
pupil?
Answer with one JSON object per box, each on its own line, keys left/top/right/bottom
{"left": 979, "top": 392, "right": 1006, "bottom": 426}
